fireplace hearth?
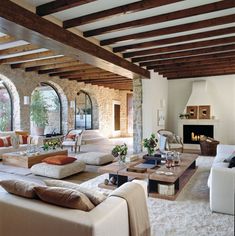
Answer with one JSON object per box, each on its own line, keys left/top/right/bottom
{"left": 183, "top": 125, "right": 214, "bottom": 144}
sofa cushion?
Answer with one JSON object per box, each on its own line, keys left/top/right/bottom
{"left": 34, "top": 186, "right": 95, "bottom": 211}
{"left": 0, "top": 179, "right": 40, "bottom": 198}
{"left": 228, "top": 157, "right": 235, "bottom": 168}
{"left": 42, "top": 155, "right": 77, "bottom": 165}
{"left": 65, "top": 134, "right": 76, "bottom": 140}
{"left": 0, "top": 136, "right": 12, "bottom": 147}
{"left": 76, "top": 152, "right": 114, "bottom": 165}
{"left": 44, "top": 179, "right": 107, "bottom": 206}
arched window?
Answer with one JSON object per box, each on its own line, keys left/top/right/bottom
{"left": 75, "top": 91, "right": 92, "bottom": 130}
{"left": 30, "top": 83, "right": 62, "bottom": 135}
{"left": 0, "top": 80, "right": 13, "bottom": 131}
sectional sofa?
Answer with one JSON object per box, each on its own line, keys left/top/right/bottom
{"left": 208, "top": 144, "right": 235, "bottom": 215}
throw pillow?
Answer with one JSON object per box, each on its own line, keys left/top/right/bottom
{"left": 0, "top": 179, "right": 40, "bottom": 198}
{"left": 44, "top": 179, "right": 107, "bottom": 206}
{"left": 224, "top": 151, "right": 235, "bottom": 163}
{"left": 34, "top": 186, "right": 95, "bottom": 211}
{"left": 42, "top": 155, "right": 77, "bottom": 165}
{"left": 228, "top": 156, "right": 235, "bottom": 168}
{"left": 0, "top": 136, "right": 12, "bottom": 147}
{"left": 65, "top": 134, "right": 76, "bottom": 140}
{"left": 18, "top": 134, "right": 30, "bottom": 144}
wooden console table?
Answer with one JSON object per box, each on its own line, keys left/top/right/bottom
{"left": 2, "top": 149, "right": 68, "bottom": 168}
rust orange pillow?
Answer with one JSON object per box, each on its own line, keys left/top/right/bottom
{"left": 42, "top": 155, "right": 77, "bottom": 165}
{"left": 65, "top": 134, "right": 76, "bottom": 140}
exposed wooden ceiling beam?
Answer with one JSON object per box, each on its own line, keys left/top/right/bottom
{"left": 0, "top": 0, "right": 150, "bottom": 79}
{"left": 74, "top": 79, "right": 131, "bottom": 83}
{"left": 147, "top": 56, "right": 235, "bottom": 70}
{"left": 60, "top": 71, "right": 113, "bottom": 79}
{"left": 124, "top": 36, "right": 235, "bottom": 59}
{"left": 11, "top": 56, "right": 73, "bottom": 68}
{"left": 0, "top": 44, "right": 39, "bottom": 56}
{"left": 63, "top": 0, "right": 181, "bottom": 28}
{"left": 164, "top": 68, "right": 235, "bottom": 79}
{"left": 49, "top": 67, "right": 105, "bottom": 77}
{"left": 156, "top": 63, "right": 235, "bottom": 74}
{"left": 36, "top": 0, "right": 96, "bottom": 16}
{"left": 0, "top": 35, "right": 15, "bottom": 44}
{"left": 84, "top": 0, "right": 235, "bottom": 37}
{"left": 38, "top": 64, "right": 92, "bottom": 74}
{"left": 0, "top": 50, "right": 56, "bottom": 64}
{"left": 140, "top": 50, "right": 235, "bottom": 67}
{"left": 101, "top": 14, "right": 235, "bottom": 46}
{"left": 25, "top": 61, "right": 80, "bottom": 71}
{"left": 66, "top": 74, "right": 124, "bottom": 80}
{"left": 113, "top": 26, "right": 235, "bottom": 53}
{"left": 133, "top": 44, "right": 235, "bottom": 63}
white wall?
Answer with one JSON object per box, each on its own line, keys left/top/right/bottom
{"left": 142, "top": 71, "right": 168, "bottom": 139}
{"left": 167, "top": 75, "right": 235, "bottom": 145}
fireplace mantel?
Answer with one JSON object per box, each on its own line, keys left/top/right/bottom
{"left": 178, "top": 119, "right": 220, "bottom": 149}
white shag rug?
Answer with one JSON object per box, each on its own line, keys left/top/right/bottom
{"left": 80, "top": 156, "right": 234, "bottom": 236}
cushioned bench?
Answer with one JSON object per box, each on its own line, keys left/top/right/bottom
{"left": 31, "top": 160, "right": 86, "bottom": 179}
{"left": 76, "top": 152, "right": 114, "bottom": 165}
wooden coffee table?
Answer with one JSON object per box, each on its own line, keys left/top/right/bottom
{"left": 2, "top": 149, "right": 68, "bottom": 168}
{"left": 98, "top": 153, "right": 198, "bottom": 200}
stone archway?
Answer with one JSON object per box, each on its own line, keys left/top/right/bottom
{"left": 0, "top": 73, "right": 20, "bottom": 130}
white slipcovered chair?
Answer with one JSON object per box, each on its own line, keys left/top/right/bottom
{"left": 61, "top": 129, "right": 83, "bottom": 153}
{"left": 157, "top": 129, "right": 184, "bottom": 153}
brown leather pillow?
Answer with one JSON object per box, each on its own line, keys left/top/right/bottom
{"left": 65, "top": 134, "right": 76, "bottom": 140}
{"left": 0, "top": 179, "right": 40, "bottom": 198}
{"left": 42, "top": 155, "right": 77, "bottom": 165}
{"left": 34, "top": 186, "right": 95, "bottom": 211}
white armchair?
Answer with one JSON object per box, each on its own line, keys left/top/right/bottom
{"left": 157, "top": 129, "right": 183, "bottom": 153}
{"left": 61, "top": 129, "right": 83, "bottom": 153}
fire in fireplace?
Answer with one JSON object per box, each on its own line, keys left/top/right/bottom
{"left": 183, "top": 125, "right": 214, "bottom": 144}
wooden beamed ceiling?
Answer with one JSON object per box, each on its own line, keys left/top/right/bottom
{"left": 0, "top": 0, "right": 235, "bottom": 82}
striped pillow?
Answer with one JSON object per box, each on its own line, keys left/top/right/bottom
{"left": 0, "top": 136, "right": 12, "bottom": 147}
{"left": 18, "top": 135, "right": 31, "bottom": 144}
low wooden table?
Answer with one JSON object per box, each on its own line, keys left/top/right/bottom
{"left": 98, "top": 153, "right": 198, "bottom": 200}
{"left": 2, "top": 149, "right": 68, "bottom": 168}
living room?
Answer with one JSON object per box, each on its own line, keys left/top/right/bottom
{"left": 0, "top": 0, "right": 235, "bottom": 236}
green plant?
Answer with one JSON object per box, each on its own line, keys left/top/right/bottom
{"left": 30, "top": 90, "right": 48, "bottom": 128}
{"left": 143, "top": 133, "right": 158, "bottom": 156}
{"left": 112, "top": 143, "right": 128, "bottom": 162}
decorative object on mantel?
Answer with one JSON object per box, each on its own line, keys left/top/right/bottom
{"left": 186, "top": 106, "right": 198, "bottom": 119}
{"left": 111, "top": 143, "right": 128, "bottom": 166}
{"left": 199, "top": 105, "right": 210, "bottom": 119}
{"left": 179, "top": 113, "right": 190, "bottom": 119}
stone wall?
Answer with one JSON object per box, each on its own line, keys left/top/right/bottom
{"left": 0, "top": 64, "right": 131, "bottom": 137}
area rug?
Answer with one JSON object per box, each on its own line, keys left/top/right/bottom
{"left": 80, "top": 156, "right": 234, "bottom": 236}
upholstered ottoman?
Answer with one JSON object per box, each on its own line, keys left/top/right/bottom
{"left": 76, "top": 152, "right": 114, "bottom": 165}
{"left": 30, "top": 160, "right": 86, "bottom": 179}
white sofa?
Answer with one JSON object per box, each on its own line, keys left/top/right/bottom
{"left": 207, "top": 144, "right": 235, "bottom": 215}
{"left": 0, "top": 181, "right": 148, "bottom": 236}
{"left": 0, "top": 131, "right": 43, "bottom": 159}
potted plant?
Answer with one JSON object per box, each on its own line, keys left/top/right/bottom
{"left": 30, "top": 90, "right": 48, "bottom": 135}
{"left": 143, "top": 133, "right": 158, "bottom": 156}
{"left": 112, "top": 143, "right": 128, "bottom": 165}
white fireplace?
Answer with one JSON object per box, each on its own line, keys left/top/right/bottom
{"left": 178, "top": 80, "right": 220, "bottom": 149}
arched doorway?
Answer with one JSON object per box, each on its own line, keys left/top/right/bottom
{"left": 0, "top": 80, "right": 13, "bottom": 131}
{"left": 75, "top": 91, "right": 92, "bottom": 130}
{"left": 30, "top": 82, "right": 62, "bottom": 135}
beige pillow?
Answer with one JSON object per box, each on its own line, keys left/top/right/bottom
{"left": 34, "top": 186, "right": 95, "bottom": 211}
{"left": 44, "top": 179, "right": 107, "bottom": 206}
{"left": 0, "top": 179, "right": 40, "bottom": 198}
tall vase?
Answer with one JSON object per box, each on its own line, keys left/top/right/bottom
{"left": 118, "top": 155, "right": 126, "bottom": 167}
